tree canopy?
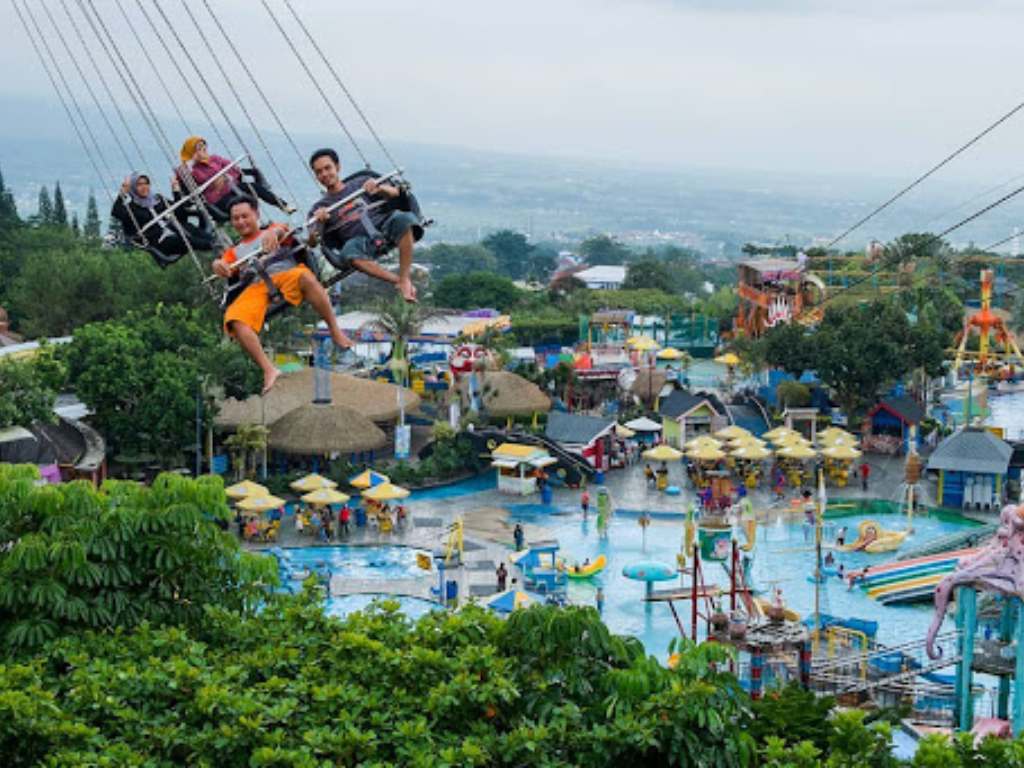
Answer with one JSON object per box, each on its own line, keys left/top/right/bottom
{"left": 432, "top": 271, "right": 523, "bottom": 312}
{"left": 580, "top": 234, "right": 632, "bottom": 266}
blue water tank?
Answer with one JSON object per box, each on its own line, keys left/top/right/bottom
{"left": 541, "top": 484, "right": 553, "bottom": 504}
{"left": 595, "top": 470, "right": 606, "bottom": 484}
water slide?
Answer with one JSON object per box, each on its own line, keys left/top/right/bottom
{"left": 895, "top": 524, "right": 995, "bottom": 561}
{"left": 858, "top": 548, "right": 978, "bottom": 605}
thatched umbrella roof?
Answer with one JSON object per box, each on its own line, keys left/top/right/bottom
{"left": 459, "top": 371, "right": 551, "bottom": 418}
{"left": 628, "top": 369, "right": 668, "bottom": 407}
{"left": 268, "top": 403, "right": 387, "bottom": 456}
{"left": 216, "top": 368, "right": 420, "bottom": 429}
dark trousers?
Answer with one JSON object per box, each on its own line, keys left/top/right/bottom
{"left": 206, "top": 167, "right": 290, "bottom": 223}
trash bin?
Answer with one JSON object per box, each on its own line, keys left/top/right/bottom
{"left": 445, "top": 580, "right": 459, "bottom": 606}
{"left": 541, "top": 484, "right": 553, "bottom": 505}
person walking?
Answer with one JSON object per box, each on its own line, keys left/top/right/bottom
{"left": 859, "top": 461, "right": 871, "bottom": 492}
{"left": 496, "top": 562, "right": 508, "bottom": 591}
{"left": 580, "top": 489, "right": 590, "bottom": 519}
{"left": 513, "top": 523, "right": 525, "bottom": 552}
{"left": 595, "top": 587, "right": 605, "bottom": 614}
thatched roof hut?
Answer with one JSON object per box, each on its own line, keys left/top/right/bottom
{"left": 628, "top": 369, "right": 669, "bottom": 407}
{"left": 216, "top": 368, "right": 420, "bottom": 429}
{"left": 268, "top": 403, "right": 387, "bottom": 456}
{"left": 459, "top": 371, "right": 551, "bottom": 418}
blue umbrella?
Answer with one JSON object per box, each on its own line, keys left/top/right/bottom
{"left": 486, "top": 589, "right": 538, "bottom": 614}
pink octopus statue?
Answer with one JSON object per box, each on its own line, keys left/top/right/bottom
{"left": 926, "top": 503, "right": 1024, "bottom": 659}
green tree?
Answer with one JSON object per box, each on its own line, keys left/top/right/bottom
{"left": 813, "top": 300, "right": 912, "bottom": 421}
{"left": 35, "top": 186, "right": 53, "bottom": 226}
{"left": 64, "top": 305, "right": 260, "bottom": 462}
{"left": 432, "top": 271, "right": 522, "bottom": 311}
{"left": 373, "top": 296, "right": 441, "bottom": 387}
{"left": 580, "top": 234, "right": 632, "bottom": 265}
{"left": 0, "top": 165, "right": 17, "bottom": 225}
{"left": 0, "top": 358, "right": 57, "bottom": 428}
{"left": 422, "top": 242, "right": 497, "bottom": 283}
{"left": 526, "top": 242, "right": 558, "bottom": 282}
{"left": 70, "top": 213, "right": 80, "bottom": 237}
{"left": 52, "top": 182, "right": 68, "bottom": 228}
{"left": 223, "top": 423, "right": 269, "bottom": 480}
{"left": 83, "top": 191, "right": 101, "bottom": 239}
{"left": 481, "top": 229, "right": 534, "bottom": 279}
{"left": 762, "top": 322, "right": 815, "bottom": 379}
{"left": 623, "top": 259, "right": 673, "bottom": 291}
{"left": 0, "top": 465, "right": 275, "bottom": 652}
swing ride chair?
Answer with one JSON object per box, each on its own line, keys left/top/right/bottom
{"left": 14, "top": 0, "right": 431, "bottom": 314}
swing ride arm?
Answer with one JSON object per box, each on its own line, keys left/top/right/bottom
{"left": 137, "top": 155, "right": 247, "bottom": 235}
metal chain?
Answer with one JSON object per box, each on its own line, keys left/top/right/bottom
{"left": 280, "top": 0, "right": 401, "bottom": 171}
{"left": 258, "top": 0, "right": 369, "bottom": 168}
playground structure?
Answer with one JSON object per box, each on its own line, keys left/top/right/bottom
{"left": 734, "top": 258, "right": 826, "bottom": 337}
{"left": 952, "top": 269, "right": 1024, "bottom": 377}
{"left": 510, "top": 540, "right": 568, "bottom": 595}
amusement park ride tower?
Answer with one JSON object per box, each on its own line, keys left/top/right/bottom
{"left": 953, "top": 269, "right": 1024, "bottom": 376}
{"left": 734, "top": 258, "right": 826, "bottom": 337}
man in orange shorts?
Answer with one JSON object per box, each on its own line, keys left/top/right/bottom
{"left": 213, "top": 197, "right": 353, "bottom": 394}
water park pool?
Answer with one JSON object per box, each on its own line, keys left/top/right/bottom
{"left": 507, "top": 506, "right": 976, "bottom": 659}
{"left": 326, "top": 593, "right": 439, "bottom": 621}
{"left": 987, "top": 390, "right": 1024, "bottom": 441}
{"left": 278, "top": 545, "right": 427, "bottom": 581}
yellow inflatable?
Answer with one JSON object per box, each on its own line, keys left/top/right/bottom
{"left": 753, "top": 596, "right": 800, "bottom": 622}
{"left": 557, "top": 554, "right": 607, "bottom": 579}
{"left": 839, "top": 520, "right": 909, "bottom": 554}
{"left": 740, "top": 518, "right": 757, "bottom": 552}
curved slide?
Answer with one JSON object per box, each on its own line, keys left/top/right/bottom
{"left": 839, "top": 520, "right": 909, "bottom": 554}
{"left": 856, "top": 547, "right": 978, "bottom": 605}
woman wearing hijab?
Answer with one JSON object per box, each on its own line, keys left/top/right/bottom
{"left": 110, "top": 172, "right": 216, "bottom": 268}
{"left": 177, "top": 136, "right": 295, "bottom": 222}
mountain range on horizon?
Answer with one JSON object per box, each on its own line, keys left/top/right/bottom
{"left": 3, "top": 95, "right": 1024, "bottom": 256}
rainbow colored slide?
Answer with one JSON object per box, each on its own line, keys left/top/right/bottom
{"left": 856, "top": 548, "right": 978, "bottom": 605}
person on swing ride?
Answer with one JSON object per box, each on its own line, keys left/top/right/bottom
{"left": 178, "top": 136, "right": 296, "bottom": 221}
{"left": 306, "top": 148, "right": 419, "bottom": 303}
{"left": 110, "top": 172, "right": 215, "bottom": 268}
{"left": 212, "top": 196, "right": 353, "bottom": 395}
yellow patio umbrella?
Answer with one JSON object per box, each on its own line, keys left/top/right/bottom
{"left": 683, "top": 435, "right": 722, "bottom": 452}
{"left": 762, "top": 426, "right": 798, "bottom": 441}
{"left": 301, "top": 488, "right": 351, "bottom": 506}
{"left": 362, "top": 482, "right": 412, "bottom": 501}
{"left": 714, "top": 352, "right": 741, "bottom": 366}
{"left": 615, "top": 423, "right": 637, "bottom": 438}
{"left": 727, "top": 435, "right": 766, "bottom": 449}
{"left": 771, "top": 432, "right": 811, "bottom": 447}
{"left": 289, "top": 473, "right": 338, "bottom": 493}
{"left": 642, "top": 444, "right": 684, "bottom": 462}
{"left": 349, "top": 469, "right": 390, "bottom": 489}
{"left": 819, "top": 432, "right": 858, "bottom": 447}
{"left": 776, "top": 444, "right": 818, "bottom": 460}
{"left": 715, "top": 425, "right": 751, "bottom": 441}
{"left": 818, "top": 426, "right": 853, "bottom": 442}
{"left": 225, "top": 480, "right": 269, "bottom": 500}
{"left": 656, "top": 347, "right": 685, "bottom": 360}
{"left": 236, "top": 494, "right": 287, "bottom": 513}
{"left": 627, "top": 336, "right": 661, "bottom": 352}
{"left": 731, "top": 443, "right": 772, "bottom": 461}
{"left": 687, "top": 445, "right": 726, "bottom": 462}
{"left": 822, "top": 444, "right": 863, "bottom": 460}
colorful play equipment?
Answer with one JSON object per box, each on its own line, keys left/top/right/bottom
{"left": 557, "top": 554, "right": 608, "bottom": 579}
{"left": 838, "top": 520, "right": 909, "bottom": 554}
{"left": 952, "top": 269, "right": 1024, "bottom": 376}
{"left": 924, "top": 504, "right": 1024, "bottom": 738}
{"left": 622, "top": 560, "right": 677, "bottom": 597}
{"left": 596, "top": 487, "right": 613, "bottom": 536}
{"left": 510, "top": 540, "right": 567, "bottom": 594}
{"left": 443, "top": 517, "right": 464, "bottom": 565}
{"left": 859, "top": 548, "right": 979, "bottom": 605}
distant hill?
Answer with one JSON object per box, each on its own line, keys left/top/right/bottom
{"left": 1, "top": 95, "right": 1018, "bottom": 255}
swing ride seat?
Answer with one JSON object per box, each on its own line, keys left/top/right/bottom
{"left": 318, "top": 168, "right": 432, "bottom": 273}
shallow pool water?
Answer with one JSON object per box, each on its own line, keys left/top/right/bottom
{"left": 508, "top": 507, "right": 975, "bottom": 659}
{"left": 987, "top": 390, "right": 1024, "bottom": 440}
{"left": 326, "top": 594, "right": 439, "bottom": 621}
{"left": 279, "top": 545, "right": 427, "bottom": 580}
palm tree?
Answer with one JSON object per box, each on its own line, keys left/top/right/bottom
{"left": 224, "top": 423, "right": 269, "bottom": 480}
{"left": 372, "top": 297, "right": 441, "bottom": 389}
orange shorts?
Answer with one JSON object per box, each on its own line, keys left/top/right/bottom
{"left": 223, "top": 265, "right": 309, "bottom": 335}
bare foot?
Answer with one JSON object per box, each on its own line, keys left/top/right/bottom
{"left": 261, "top": 367, "right": 280, "bottom": 395}
{"left": 397, "top": 278, "right": 417, "bottom": 303}
{"left": 331, "top": 330, "right": 355, "bottom": 349}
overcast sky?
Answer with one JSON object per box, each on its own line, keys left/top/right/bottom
{"left": 3, "top": 0, "right": 1024, "bottom": 184}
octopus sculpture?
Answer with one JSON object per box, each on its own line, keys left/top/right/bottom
{"left": 925, "top": 503, "right": 1024, "bottom": 659}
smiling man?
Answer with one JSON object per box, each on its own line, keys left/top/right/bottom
{"left": 306, "top": 148, "right": 420, "bottom": 303}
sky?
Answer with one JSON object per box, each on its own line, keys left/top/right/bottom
{"left": 2, "top": 0, "right": 1024, "bottom": 184}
